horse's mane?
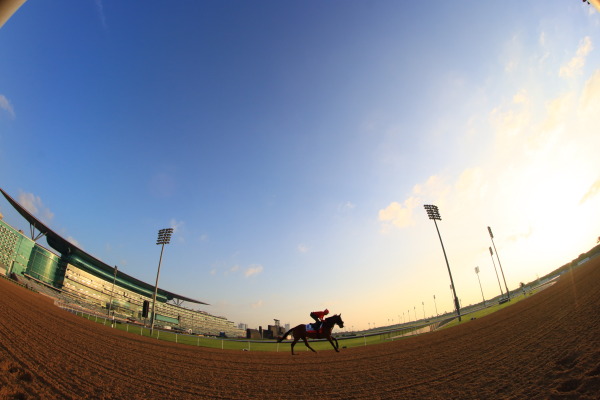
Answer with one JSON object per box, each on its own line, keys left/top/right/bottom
{"left": 324, "top": 314, "right": 341, "bottom": 323}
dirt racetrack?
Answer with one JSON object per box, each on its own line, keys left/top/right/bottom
{"left": 1, "top": 258, "right": 599, "bottom": 400}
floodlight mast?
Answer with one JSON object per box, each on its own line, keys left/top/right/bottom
{"left": 150, "top": 228, "right": 174, "bottom": 336}
{"left": 424, "top": 204, "right": 461, "bottom": 322}
{"left": 488, "top": 226, "right": 510, "bottom": 300}
{"left": 489, "top": 246, "right": 504, "bottom": 298}
{"left": 107, "top": 265, "right": 118, "bottom": 322}
{"left": 475, "top": 266, "right": 486, "bottom": 306}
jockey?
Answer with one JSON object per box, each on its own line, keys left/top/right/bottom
{"left": 310, "top": 309, "right": 329, "bottom": 330}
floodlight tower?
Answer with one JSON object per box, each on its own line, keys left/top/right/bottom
{"left": 107, "top": 265, "right": 118, "bottom": 321}
{"left": 488, "top": 226, "right": 510, "bottom": 300}
{"left": 489, "top": 247, "right": 505, "bottom": 298}
{"left": 150, "top": 228, "right": 174, "bottom": 335}
{"left": 475, "top": 266, "right": 486, "bottom": 306}
{"left": 424, "top": 204, "right": 461, "bottom": 321}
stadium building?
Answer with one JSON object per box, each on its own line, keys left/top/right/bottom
{"left": 0, "top": 187, "right": 244, "bottom": 337}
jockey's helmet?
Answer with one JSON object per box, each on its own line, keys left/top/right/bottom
{"left": 324, "top": 309, "right": 329, "bottom": 314}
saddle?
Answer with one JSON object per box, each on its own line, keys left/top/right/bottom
{"left": 306, "top": 322, "right": 322, "bottom": 335}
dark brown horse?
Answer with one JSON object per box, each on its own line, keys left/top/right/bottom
{"left": 277, "top": 314, "right": 344, "bottom": 355}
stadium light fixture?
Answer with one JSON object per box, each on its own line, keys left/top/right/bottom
{"left": 487, "top": 226, "right": 510, "bottom": 300}
{"left": 150, "top": 227, "right": 174, "bottom": 336}
{"left": 433, "top": 294, "right": 438, "bottom": 316}
{"left": 424, "top": 204, "right": 461, "bottom": 322}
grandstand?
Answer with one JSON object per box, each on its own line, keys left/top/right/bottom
{"left": 0, "top": 187, "right": 244, "bottom": 337}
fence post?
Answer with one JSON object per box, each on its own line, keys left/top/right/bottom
{"left": 221, "top": 340, "right": 223, "bottom": 350}
{"left": 364, "top": 335, "right": 367, "bottom": 346}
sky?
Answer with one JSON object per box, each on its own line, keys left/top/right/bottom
{"left": 1, "top": 1, "right": 599, "bottom": 331}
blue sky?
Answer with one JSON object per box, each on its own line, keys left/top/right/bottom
{"left": 1, "top": 1, "right": 599, "bottom": 330}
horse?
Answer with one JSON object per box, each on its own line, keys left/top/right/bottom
{"left": 277, "top": 314, "right": 344, "bottom": 355}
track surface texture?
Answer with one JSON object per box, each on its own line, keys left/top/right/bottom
{"left": 1, "top": 258, "right": 599, "bottom": 399}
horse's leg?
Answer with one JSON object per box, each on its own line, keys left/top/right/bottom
{"left": 303, "top": 336, "right": 317, "bottom": 353}
{"left": 291, "top": 337, "right": 299, "bottom": 355}
{"left": 327, "top": 336, "right": 340, "bottom": 352}
{"left": 332, "top": 336, "right": 339, "bottom": 351}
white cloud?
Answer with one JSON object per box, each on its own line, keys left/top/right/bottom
{"left": 251, "top": 299, "right": 264, "bottom": 309}
{"left": 94, "top": 0, "right": 107, "bottom": 30}
{"left": 18, "top": 192, "right": 54, "bottom": 224}
{"left": 67, "top": 236, "right": 81, "bottom": 248}
{"left": 169, "top": 218, "right": 185, "bottom": 242}
{"left": 338, "top": 201, "right": 356, "bottom": 212}
{"left": 559, "top": 36, "right": 593, "bottom": 78}
{"left": 455, "top": 167, "right": 487, "bottom": 203}
{"left": 0, "top": 95, "right": 15, "bottom": 118}
{"left": 297, "top": 244, "right": 309, "bottom": 253}
{"left": 580, "top": 178, "right": 600, "bottom": 204}
{"left": 579, "top": 69, "right": 600, "bottom": 114}
{"left": 169, "top": 218, "right": 184, "bottom": 234}
{"left": 378, "top": 197, "right": 419, "bottom": 231}
{"left": 379, "top": 175, "right": 452, "bottom": 232}
{"left": 244, "top": 264, "right": 263, "bottom": 278}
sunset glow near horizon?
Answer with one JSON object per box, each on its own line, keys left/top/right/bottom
{"left": 1, "top": 1, "right": 599, "bottom": 330}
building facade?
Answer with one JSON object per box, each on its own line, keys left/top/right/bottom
{"left": 0, "top": 189, "right": 244, "bottom": 338}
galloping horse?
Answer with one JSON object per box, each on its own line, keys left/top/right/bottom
{"left": 277, "top": 314, "right": 344, "bottom": 355}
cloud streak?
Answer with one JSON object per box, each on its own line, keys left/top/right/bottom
{"left": 580, "top": 179, "right": 600, "bottom": 204}
{"left": 18, "top": 192, "right": 54, "bottom": 224}
{"left": 559, "top": 36, "right": 593, "bottom": 78}
{"left": 244, "top": 264, "right": 263, "bottom": 278}
{"left": 0, "top": 95, "right": 15, "bottom": 118}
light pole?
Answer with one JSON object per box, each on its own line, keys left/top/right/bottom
{"left": 413, "top": 306, "right": 416, "bottom": 321}
{"left": 433, "top": 294, "right": 438, "bottom": 316}
{"left": 107, "top": 265, "right": 118, "bottom": 323}
{"left": 150, "top": 227, "right": 173, "bottom": 336}
{"left": 422, "top": 301, "right": 425, "bottom": 319}
{"left": 488, "top": 226, "right": 510, "bottom": 300}
{"left": 489, "top": 246, "right": 504, "bottom": 299}
{"left": 475, "top": 266, "right": 486, "bottom": 306}
{"left": 424, "top": 204, "right": 461, "bottom": 321}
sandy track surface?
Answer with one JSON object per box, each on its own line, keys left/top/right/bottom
{"left": 1, "top": 258, "right": 599, "bottom": 399}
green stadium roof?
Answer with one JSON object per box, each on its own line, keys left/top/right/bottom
{"left": 0, "top": 187, "right": 209, "bottom": 305}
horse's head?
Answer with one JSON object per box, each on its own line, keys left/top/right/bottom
{"left": 327, "top": 313, "right": 344, "bottom": 329}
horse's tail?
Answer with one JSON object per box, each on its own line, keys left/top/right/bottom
{"left": 277, "top": 328, "right": 294, "bottom": 343}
